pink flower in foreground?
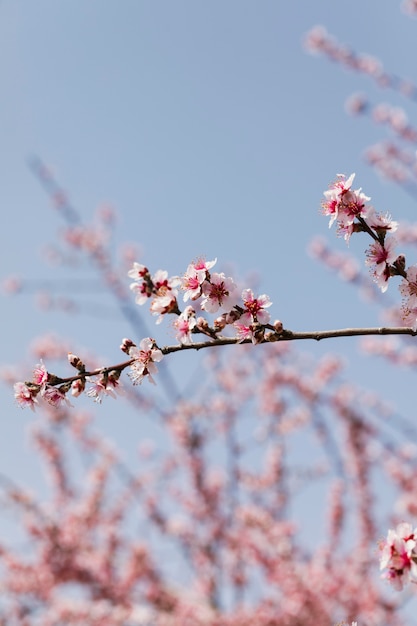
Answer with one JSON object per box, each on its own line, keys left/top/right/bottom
{"left": 401, "top": 305, "right": 417, "bottom": 331}
{"left": 85, "top": 373, "right": 122, "bottom": 403}
{"left": 150, "top": 270, "right": 181, "bottom": 323}
{"left": 241, "top": 289, "right": 272, "bottom": 324}
{"left": 174, "top": 305, "right": 197, "bottom": 344}
{"left": 32, "top": 360, "right": 49, "bottom": 385}
{"left": 322, "top": 173, "right": 356, "bottom": 227}
{"left": 366, "top": 206, "right": 398, "bottom": 234}
{"left": 129, "top": 284, "right": 153, "bottom": 307}
{"left": 400, "top": 267, "right": 417, "bottom": 329}
{"left": 182, "top": 257, "right": 217, "bottom": 302}
{"left": 128, "top": 262, "right": 153, "bottom": 305}
{"left": 41, "top": 385, "right": 72, "bottom": 408}
{"left": 234, "top": 313, "right": 256, "bottom": 343}
{"left": 14, "top": 382, "right": 38, "bottom": 411}
{"left": 322, "top": 173, "right": 371, "bottom": 234}
{"left": 380, "top": 522, "right": 417, "bottom": 590}
{"left": 400, "top": 266, "right": 417, "bottom": 309}
{"left": 127, "top": 261, "right": 149, "bottom": 281}
{"left": 365, "top": 238, "right": 398, "bottom": 292}
{"left": 128, "top": 337, "right": 163, "bottom": 385}
{"left": 201, "top": 272, "right": 238, "bottom": 314}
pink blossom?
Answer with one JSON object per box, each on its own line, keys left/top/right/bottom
{"left": 337, "top": 186, "right": 370, "bottom": 227}
{"left": 182, "top": 257, "right": 217, "bottom": 302}
{"left": 400, "top": 267, "right": 417, "bottom": 329}
{"left": 322, "top": 174, "right": 371, "bottom": 234}
{"left": 41, "top": 385, "right": 72, "bottom": 408}
{"left": 71, "top": 378, "right": 85, "bottom": 397}
{"left": 322, "top": 173, "right": 356, "bottom": 227}
{"left": 129, "top": 264, "right": 153, "bottom": 306}
{"left": 129, "top": 280, "right": 153, "bottom": 305}
{"left": 127, "top": 261, "right": 149, "bottom": 281}
{"left": 174, "top": 305, "right": 197, "bottom": 344}
{"left": 150, "top": 270, "right": 180, "bottom": 323}
{"left": 365, "top": 238, "right": 397, "bottom": 292}
{"left": 201, "top": 272, "right": 238, "bottom": 313}
{"left": 193, "top": 257, "right": 217, "bottom": 272}
{"left": 128, "top": 337, "right": 164, "bottom": 385}
{"left": 86, "top": 379, "right": 118, "bottom": 403}
{"left": 33, "top": 361, "right": 49, "bottom": 386}
{"left": 241, "top": 289, "right": 272, "bottom": 324}
{"left": 401, "top": 305, "right": 417, "bottom": 331}
{"left": 14, "top": 382, "right": 38, "bottom": 411}
{"left": 400, "top": 265, "right": 417, "bottom": 308}
{"left": 234, "top": 313, "right": 256, "bottom": 343}
{"left": 380, "top": 522, "right": 417, "bottom": 590}
{"left": 366, "top": 206, "right": 398, "bottom": 234}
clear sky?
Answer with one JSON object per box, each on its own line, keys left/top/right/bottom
{"left": 1, "top": 0, "right": 417, "bottom": 613}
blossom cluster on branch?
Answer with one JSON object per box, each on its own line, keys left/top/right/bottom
{"left": 13, "top": 174, "right": 417, "bottom": 414}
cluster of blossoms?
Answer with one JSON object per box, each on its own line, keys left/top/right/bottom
{"left": 128, "top": 256, "right": 277, "bottom": 346}
{"left": 322, "top": 173, "right": 417, "bottom": 327}
{"left": 322, "top": 175, "right": 417, "bottom": 593}
{"left": 13, "top": 354, "right": 123, "bottom": 410}
{"left": 13, "top": 361, "right": 72, "bottom": 411}
{"left": 14, "top": 258, "right": 279, "bottom": 409}
{"left": 379, "top": 522, "right": 417, "bottom": 590}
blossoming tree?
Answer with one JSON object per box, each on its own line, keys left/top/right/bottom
{"left": 3, "top": 3, "right": 417, "bottom": 626}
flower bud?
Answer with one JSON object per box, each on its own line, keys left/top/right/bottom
{"left": 226, "top": 308, "right": 241, "bottom": 324}
{"left": 273, "top": 320, "right": 284, "bottom": 334}
{"left": 196, "top": 317, "right": 209, "bottom": 331}
{"left": 252, "top": 323, "right": 265, "bottom": 345}
{"left": 394, "top": 254, "right": 406, "bottom": 275}
{"left": 71, "top": 378, "right": 86, "bottom": 397}
{"left": 108, "top": 369, "right": 121, "bottom": 383}
{"left": 214, "top": 315, "right": 227, "bottom": 331}
{"left": 120, "top": 338, "right": 136, "bottom": 354}
{"left": 68, "top": 353, "right": 85, "bottom": 372}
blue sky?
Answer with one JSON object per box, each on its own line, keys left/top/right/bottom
{"left": 2, "top": 0, "right": 417, "bottom": 612}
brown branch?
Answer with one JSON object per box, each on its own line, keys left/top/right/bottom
{"left": 32, "top": 326, "right": 417, "bottom": 391}
{"left": 161, "top": 326, "right": 417, "bottom": 354}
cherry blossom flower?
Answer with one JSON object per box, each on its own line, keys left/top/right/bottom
{"left": 322, "top": 173, "right": 357, "bottom": 227}
{"left": 174, "top": 305, "right": 197, "bottom": 344}
{"left": 401, "top": 304, "right": 417, "bottom": 330}
{"left": 400, "top": 265, "right": 417, "bottom": 309}
{"left": 128, "top": 263, "right": 153, "bottom": 305}
{"left": 33, "top": 360, "right": 49, "bottom": 385}
{"left": 181, "top": 257, "right": 217, "bottom": 302}
{"left": 41, "top": 385, "right": 72, "bottom": 408}
{"left": 201, "top": 272, "right": 238, "bottom": 313}
{"left": 366, "top": 206, "right": 398, "bottom": 235}
{"left": 365, "top": 238, "right": 398, "bottom": 292}
{"left": 13, "top": 381, "right": 39, "bottom": 411}
{"left": 322, "top": 173, "right": 371, "bottom": 235}
{"left": 380, "top": 521, "right": 417, "bottom": 590}
{"left": 241, "top": 289, "right": 272, "bottom": 324}
{"left": 234, "top": 314, "right": 256, "bottom": 343}
{"left": 234, "top": 314, "right": 266, "bottom": 344}
{"left": 337, "top": 186, "right": 371, "bottom": 228}
{"left": 85, "top": 376, "right": 121, "bottom": 403}
{"left": 149, "top": 270, "right": 180, "bottom": 323}
{"left": 127, "top": 261, "right": 149, "bottom": 282}
{"left": 399, "top": 267, "right": 417, "bottom": 329}
{"left": 128, "top": 337, "right": 164, "bottom": 385}
{"left": 71, "top": 378, "right": 85, "bottom": 397}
